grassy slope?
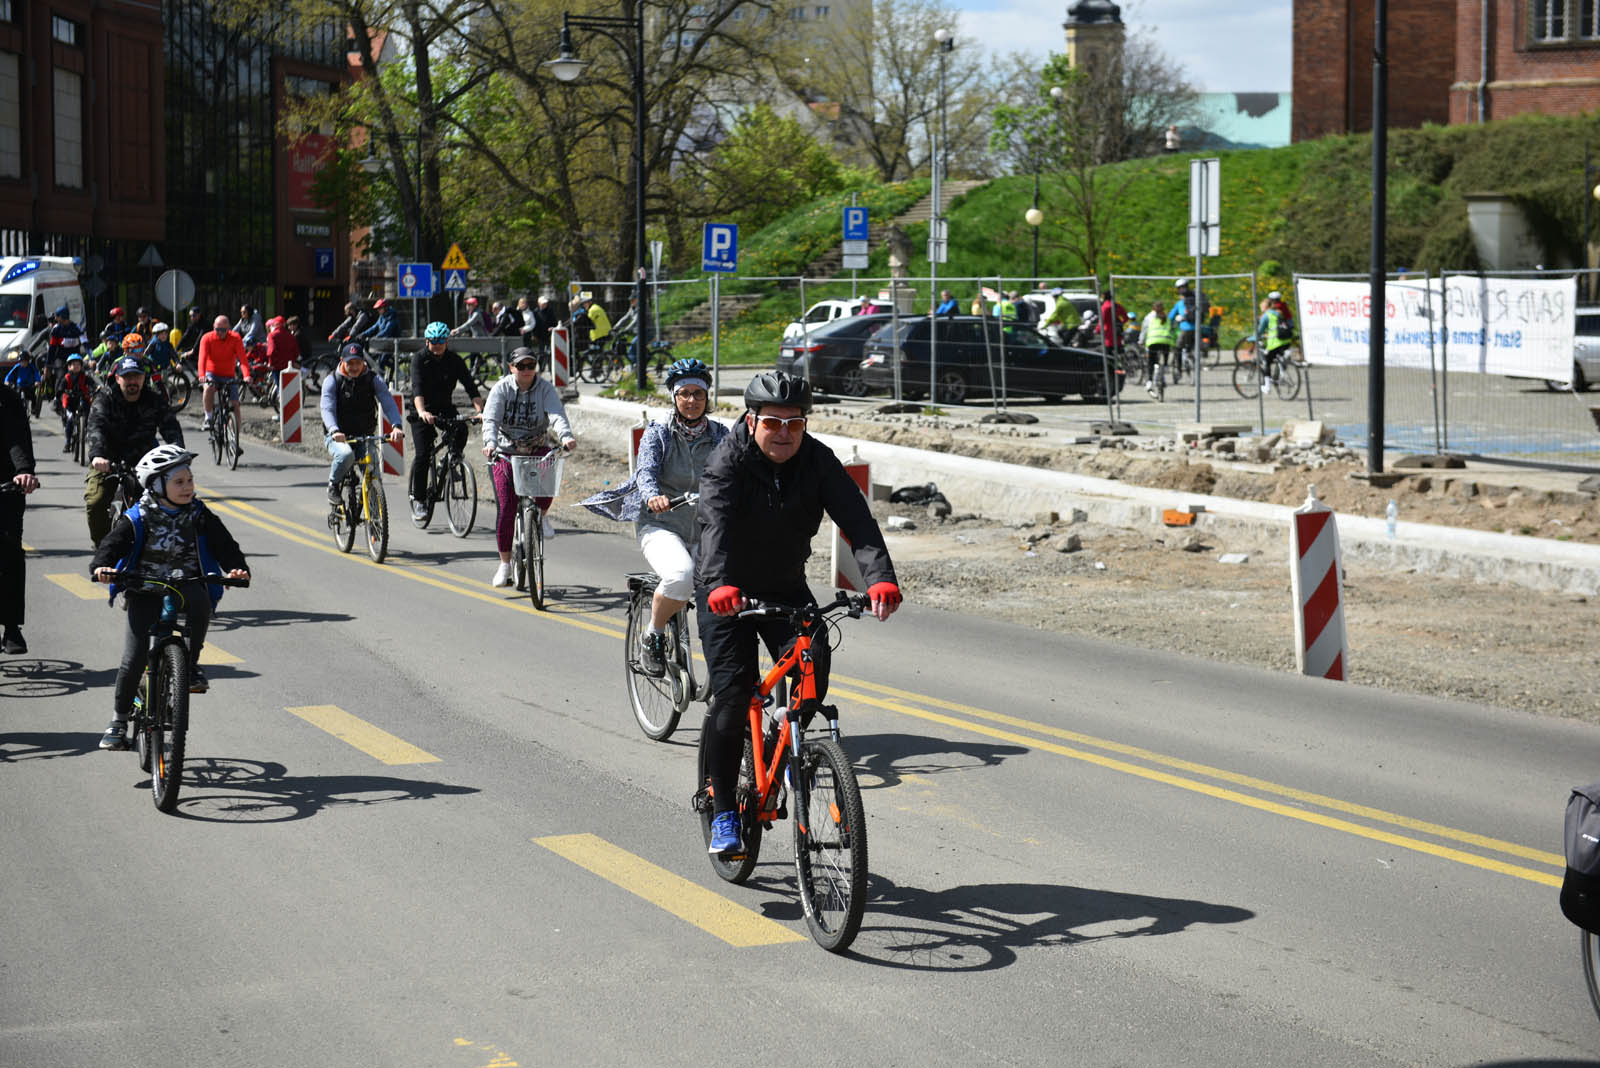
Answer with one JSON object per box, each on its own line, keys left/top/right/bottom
{"left": 669, "top": 112, "right": 1598, "bottom": 364}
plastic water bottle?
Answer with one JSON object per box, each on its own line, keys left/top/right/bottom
{"left": 1385, "top": 499, "right": 1398, "bottom": 540}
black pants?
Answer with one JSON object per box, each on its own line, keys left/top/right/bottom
{"left": 407, "top": 415, "right": 465, "bottom": 501}
{"left": 697, "top": 585, "right": 831, "bottom": 816}
{"left": 0, "top": 492, "right": 24, "bottom": 628}
{"left": 113, "top": 581, "right": 211, "bottom": 719}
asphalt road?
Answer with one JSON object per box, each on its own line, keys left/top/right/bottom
{"left": 4, "top": 419, "right": 1599, "bottom": 1067}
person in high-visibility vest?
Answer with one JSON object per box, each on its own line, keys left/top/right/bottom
{"left": 994, "top": 293, "right": 1018, "bottom": 320}
{"left": 1138, "top": 301, "right": 1175, "bottom": 393}
{"left": 1255, "top": 298, "right": 1294, "bottom": 395}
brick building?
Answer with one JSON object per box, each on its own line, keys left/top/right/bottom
{"left": 1293, "top": 0, "right": 1600, "bottom": 141}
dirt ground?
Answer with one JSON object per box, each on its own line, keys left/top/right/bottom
{"left": 240, "top": 403, "right": 1600, "bottom": 722}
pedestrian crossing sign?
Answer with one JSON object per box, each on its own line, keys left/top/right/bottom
{"left": 443, "top": 269, "right": 467, "bottom": 292}
{"left": 442, "top": 243, "right": 470, "bottom": 270}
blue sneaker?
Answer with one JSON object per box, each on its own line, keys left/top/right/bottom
{"left": 708, "top": 811, "right": 742, "bottom": 855}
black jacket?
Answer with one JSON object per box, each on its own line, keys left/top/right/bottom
{"left": 91, "top": 497, "right": 248, "bottom": 575}
{"left": 695, "top": 421, "right": 895, "bottom": 595}
{"left": 86, "top": 383, "right": 168, "bottom": 465}
{"left": 0, "top": 384, "right": 35, "bottom": 481}
{"left": 410, "top": 350, "right": 480, "bottom": 416}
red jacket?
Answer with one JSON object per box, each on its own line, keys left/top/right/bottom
{"left": 265, "top": 327, "right": 300, "bottom": 371}
{"left": 59, "top": 369, "right": 94, "bottom": 410}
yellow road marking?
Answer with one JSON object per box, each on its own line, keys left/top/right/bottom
{"left": 45, "top": 572, "right": 103, "bottom": 600}
{"left": 286, "top": 704, "right": 440, "bottom": 765}
{"left": 533, "top": 833, "right": 806, "bottom": 947}
{"left": 197, "top": 644, "right": 242, "bottom": 665}
{"left": 212, "top": 488, "right": 1562, "bottom": 888}
{"left": 21, "top": 540, "right": 34, "bottom": 553}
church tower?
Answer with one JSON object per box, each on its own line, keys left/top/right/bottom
{"left": 1063, "top": 0, "right": 1125, "bottom": 73}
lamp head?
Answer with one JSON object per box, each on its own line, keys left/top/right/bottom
{"left": 1025, "top": 207, "right": 1044, "bottom": 227}
{"left": 546, "top": 24, "right": 586, "bottom": 82}
{"left": 1050, "top": 85, "right": 1065, "bottom": 100}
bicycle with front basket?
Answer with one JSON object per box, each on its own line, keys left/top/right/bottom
{"left": 329, "top": 434, "right": 390, "bottom": 562}
{"left": 692, "top": 591, "right": 873, "bottom": 952}
{"left": 503, "top": 448, "right": 563, "bottom": 609}
{"left": 412, "top": 412, "right": 480, "bottom": 537}
{"left": 623, "top": 492, "right": 702, "bottom": 741}
{"left": 101, "top": 571, "right": 250, "bottom": 812}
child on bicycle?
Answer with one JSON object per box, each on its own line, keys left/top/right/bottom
{"left": 481, "top": 346, "right": 576, "bottom": 587}
{"left": 57, "top": 353, "right": 94, "bottom": 451}
{"left": 90, "top": 444, "right": 250, "bottom": 751}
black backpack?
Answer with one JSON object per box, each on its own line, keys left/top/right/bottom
{"left": 1561, "top": 781, "right": 1600, "bottom": 933}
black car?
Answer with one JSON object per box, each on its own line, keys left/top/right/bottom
{"left": 777, "top": 313, "right": 894, "bottom": 397}
{"left": 857, "top": 315, "right": 1123, "bottom": 404}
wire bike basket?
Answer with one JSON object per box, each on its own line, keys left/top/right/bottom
{"left": 510, "top": 453, "right": 564, "bottom": 498}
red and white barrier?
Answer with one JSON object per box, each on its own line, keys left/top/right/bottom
{"left": 278, "top": 367, "right": 302, "bottom": 444}
{"left": 629, "top": 410, "right": 648, "bottom": 474}
{"left": 1290, "top": 486, "right": 1348, "bottom": 680}
{"left": 381, "top": 390, "right": 405, "bottom": 477}
{"left": 831, "top": 452, "right": 872, "bottom": 590}
{"left": 551, "top": 324, "right": 572, "bottom": 390}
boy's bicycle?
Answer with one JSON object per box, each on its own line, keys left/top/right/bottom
{"left": 692, "top": 591, "right": 873, "bottom": 952}
{"left": 1232, "top": 345, "right": 1304, "bottom": 400}
{"left": 329, "top": 435, "right": 390, "bottom": 563}
{"left": 412, "top": 413, "right": 480, "bottom": 537}
{"left": 208, "top": 393, "right": 242, "bottom": 470}
{"left": 104, "top": 572, "right": 250, "bottom": 812}
{"left": 505, "top": 449, "right": 563, "bottom": 609}
{"left": 623, "top": 493, "right": 702, "bottom": 741}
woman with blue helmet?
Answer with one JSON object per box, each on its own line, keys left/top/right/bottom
{"left": 632, "top": 357, "right": 728, "bottom": 676}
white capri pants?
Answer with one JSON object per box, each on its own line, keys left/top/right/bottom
{"left": 638, "top": 526, "right": 696, "bottom": 601}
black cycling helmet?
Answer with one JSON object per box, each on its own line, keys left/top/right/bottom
{"left": 665, "top": 357, "right": 709, "bottom": 390}
{"left": 743, "top": 371, "right": 811, "bottom": 414}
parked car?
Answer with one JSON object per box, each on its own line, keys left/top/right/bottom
{"left": 781, "top": 297, "right": 863, "bottom": 343}
{"left": 777, "top": 313, "right": 894, "bottom": 396}
{"left": 857, "top": 315, "right": 1123, "bottom": 404}
{"left": 1546, "top": 307, "right": 1600, "bottom": 392}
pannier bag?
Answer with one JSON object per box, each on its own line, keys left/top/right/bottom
{"left": 1561, "top": 780, "right": 1600, "bottom": 933}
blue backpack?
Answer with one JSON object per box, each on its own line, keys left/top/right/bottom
{"left": 108, "top": 499, "right": 227, "bottom": 608}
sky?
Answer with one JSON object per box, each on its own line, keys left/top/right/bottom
{"left": 951, "top": 0, "right": 1293, "bottom": 93}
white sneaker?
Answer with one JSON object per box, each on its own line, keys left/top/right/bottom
{"left": 491, "top": 562, "right": 512, "bottom": 587}
{"left": 1260, "top": 378, "right": 1272, "bottom": 396}
{"left": 541, "top": 514, "right": 555, "bottom": 538}
{"left": 1145, "top": 382, "right": 1156, "bottom": 396}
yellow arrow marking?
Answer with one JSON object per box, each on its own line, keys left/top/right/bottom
{"left": 286, "top": 704, "right": 440, "bottom": 765}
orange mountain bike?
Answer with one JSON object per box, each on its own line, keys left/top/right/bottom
{"left": 692, "top": 591, "right": 871, "bottom": 952}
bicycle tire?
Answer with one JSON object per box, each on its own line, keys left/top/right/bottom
{"left": 793, "top": 737, "right": 868, "bottom": 952}
{"left": 1583, "top": 929, "right": 1600, "bottom": 1026}
{"left": 698, "top": 727, "right": 762, "bottom": 883}
{"left": 365, "top": 474, "right": 389, "bottom": 563}
{"left": 166, "top": 369, "right": 191, "bottom": 413}
{"left": 625, "top": 588, "right": 681, "bottom": 741}
{"left": 209, "top": 415, "right": 224, "bottom": 465}
{"left": 529, "top": 505, "right": 546, "bottom": 609}
{"left": 1232, "top": 359, "right": 1261, "bottom": 399}
{"left": 1278, "top": 359, "right": 1304, "bottom": 401}
{"left": 72, "top": 418, "right": 87, "bottom": 466}
{"left": 445, "top": 457, "right": 476, "bottom": 537}
{"left": 511, "top": 507, "right": 528, "bottom": 591}
{"left": 226, "top": 411, "right": 241, "bottom": 470}
{"left": 149, "top": 641, "right": 190, "bottom": 813}
{"left": 1232, "top": 336, "right": 1256, "bottom": 366}
{"left": 332, "top": 479, "right": 358, "bottom": 553}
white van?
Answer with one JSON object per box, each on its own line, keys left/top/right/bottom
{"left": 0, "top": 256, "right": 87, "bottom": 363}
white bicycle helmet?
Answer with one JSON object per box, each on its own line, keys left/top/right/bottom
{"left": 135, "top": 444, "right": 197, "bottom": 490}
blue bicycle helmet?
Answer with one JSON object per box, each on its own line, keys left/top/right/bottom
{"left": 424, "top": 321, "right": 450, "bottom": 342}
{"left": 665, "top": 357, "right": 710, "bottom": 390}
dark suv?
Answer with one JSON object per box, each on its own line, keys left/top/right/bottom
{"left": 858, "top": 315, "right": 1122, "bottom": 404}
{"left": 776, "top": 313, "right": 894, "bottom": 397}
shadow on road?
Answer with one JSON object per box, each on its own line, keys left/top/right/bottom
{"left": 845, "top": 731, "right": 1030, "bottom": 791}
{"left": 0, "top": 729, "right": 103, "bottom": 761}
{"left": 210, "top": 608, "right": 355, "bottom": 631}
{"left": 163, "top": 756, "right": 479, "bottom": 823}
{"left": 541, "top": 585, "right": 628, "bottom": 614}
{"left": 0, "top": 657, "right": 116, "bottom": 698}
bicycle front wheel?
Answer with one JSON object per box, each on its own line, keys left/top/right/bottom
{"left": 72, "top": 418, "right": 87, "bottom": 466}
{"left": 210, "top": 416, "right": 224, "bottom": 465}
{"left": 332, "top": 480, "right": 357, "bottom": 553}
{"left": 226, "top": 412, "right": 241, "bottom": 469}
{"left": 511, "top": 507, "right": 528, "bottom": 590}
{"left": 793, "top": 737, "right": 868, "bottom": 952}
{"left": 365, "top": 475, "right": 389, "bottom": 563}
{"left": 1584, "top": 929, "right": 1600, "bottom": 1025}
{"left": 1278, "top": 358, "right": 1304, "bottom": 401}
{"left": 697, "top": 727, "right": 762, "bottom": 884}
{"left": 528, "top": 505, "right": 546, "bottom": 610}
{"left": 625, "top": 588, "right": 681, "bottom": 741}
{"left": 445, "top": 457, "right": 477, "bottom": 537}
{"left": 149, "top": 641, "right": 190, "bottom": 813}
{"left": 1232, "top": 359, "right": 1261, "bottom": 399}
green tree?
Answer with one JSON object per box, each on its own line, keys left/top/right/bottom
{"left": 677, "top": 104, "right": 845, "bottom": 232}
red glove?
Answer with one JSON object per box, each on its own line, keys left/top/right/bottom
{"left": 868, "top": 582, "right": 902, "bottom": 611}
{"left": 708, "top": 585, "right": 744, "bottom": 615}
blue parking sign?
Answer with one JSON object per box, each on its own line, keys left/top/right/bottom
{"left": 843, "top": 207, "right": 869, "bottom": 242}
{"left": 314, "top": 248, "right": 335, "bottom": 277}
{"left": 702, "top": 222, "right": 738, "bottom": 273}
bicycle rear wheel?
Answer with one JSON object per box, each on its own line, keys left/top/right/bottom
{"left": 793, "top": 737, "right": 868, "bottom": 952}
{"left": 167, "top": 369, "right": 192, "bottom": 413}
{"left": 1232, "top": 359, "right": 1262, "bottom": 399}
{"left": 364, "top": 474, "right": 389, "bottom": 562}
{"left": 445, "top": 457, "right": 477, "bottom": 537}
{"left": 697, "top": 727, "right": 761, "bottom": 883}
{"left": 528, "top": 505, "right": 547, "bottom": 609}
{"left": 625, "top": 587, "right": 681, "bottom": 741}
{"left": 209, "top": 416, "right": 224, "bottom": 465}
{"left": 1233, "top": 336, "right": 1256, "bottom": 366}
{"left": 149, "top": 641, "right": 190, "bottom": 813}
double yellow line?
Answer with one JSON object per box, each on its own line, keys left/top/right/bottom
{"left": 204, "top": 487, "right": 1566, "bottom": 889}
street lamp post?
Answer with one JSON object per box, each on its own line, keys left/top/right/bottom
{"left": 547, "top": 8, "right": 650, "bottom": 392}
{"left": 1025, "top": 176, "right": 1042, "bottom": 282}
{"left": 1584, "top": 145, "right": 1600, "bottom": 301}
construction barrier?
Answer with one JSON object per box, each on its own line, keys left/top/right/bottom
{"left": 278, "top": 367, "right": 302, "bottom": 444}
{"left": 551, "top": 324, "right": 572, "bottom": 391}
{"left": 1289, "top": 485, "right": 1348, "bottom": 680}
{"left": 831, "top": 451, "right": 871, "bottom": 591}
{"left": 381, "top": 390, "right": 405, "bottom": 477}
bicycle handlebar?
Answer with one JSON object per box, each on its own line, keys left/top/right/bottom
{"left": 736, "top": 590, "right": 872, "bottom": 622}
{"left": 664, "top": 491, "right": 698, "bottom": 509}
{"left": 102, "top": 569, "right": 251, "bottom": 589}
